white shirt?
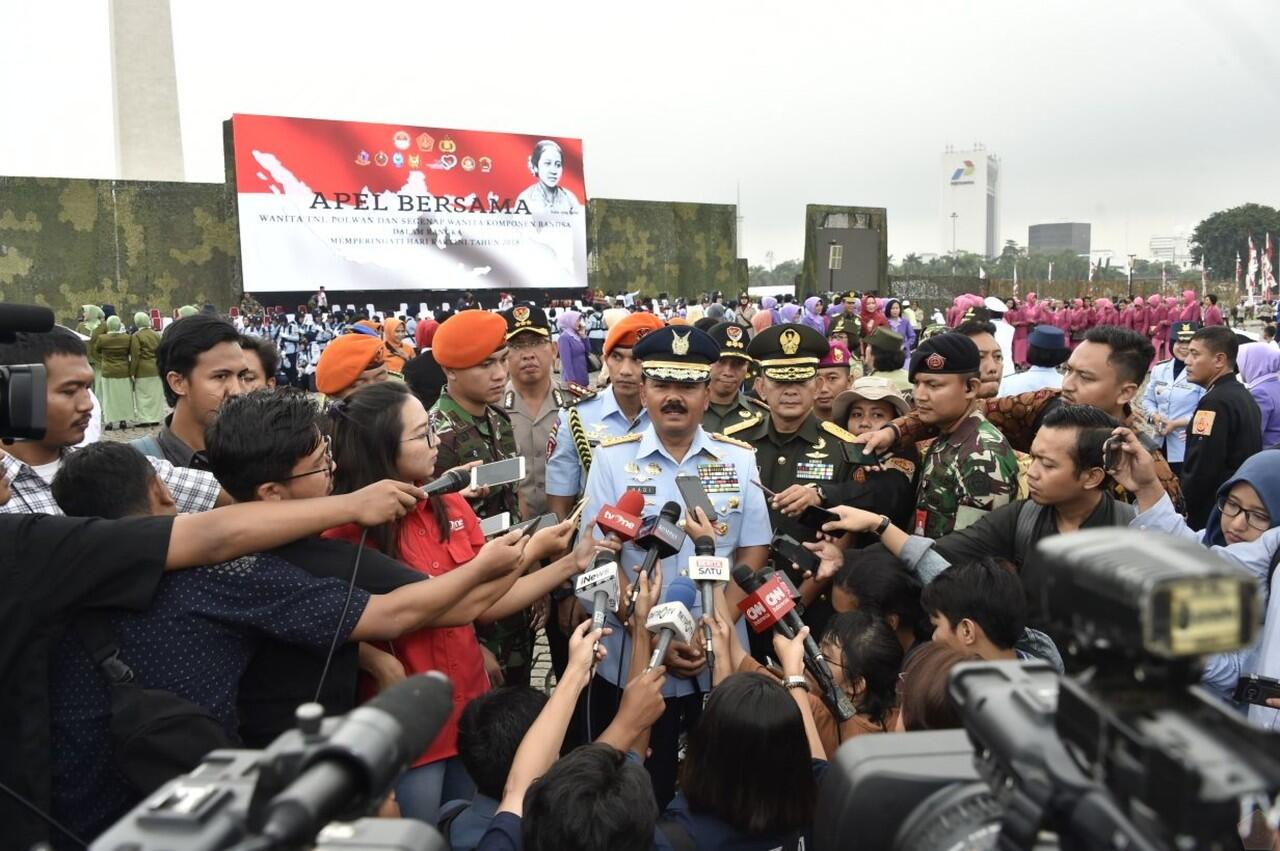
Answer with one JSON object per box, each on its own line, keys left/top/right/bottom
{"left": 998, "top": 365, "right": 1062, "bottom": 397}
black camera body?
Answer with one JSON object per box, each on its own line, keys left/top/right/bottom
{"left": 818, "top": 529, "right": 1280, "bottom": 851}
{"left": 93, "top": 713, "right": 446, "bottom": 851}
{"left": 0, "top": 302, "right": 55, "bottom": 441}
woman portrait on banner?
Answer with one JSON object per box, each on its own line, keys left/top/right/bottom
{"left": 515, "top": 140, "right": 581, "bottom": 214}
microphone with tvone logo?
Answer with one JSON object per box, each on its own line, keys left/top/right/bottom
{"left": 646, "top": 577, "right": 698, "bottom": 671}
{"left": 595, "top": 489, "right": 645, "bottom": 545}
{"left": 686, "top": 536, "right": 730, "bottom": 676}
{"left": 624, "top": 501, "right": 687, "bottom": 618}
{"left": 732, "top": 565, "right": 856, "bottom": 722}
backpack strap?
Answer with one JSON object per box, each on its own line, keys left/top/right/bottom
{"left": 74, "top": 612, "right": 135, "bottom": 686}
{"left": 1012, "top": 500, "right": 1045, "bottom": 567}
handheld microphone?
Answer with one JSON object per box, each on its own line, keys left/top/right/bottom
{"left": 575, "top": 550, "right": 621, "bottom": 636}
{"left": 686, "top": 536, "right": 730, "bottom": 675}
{"left": 420, "top": 467, "right": 469, "bottom": 497}
{"left": 732, "top": 565, "right": 856, "bottom": 722}
{"left": 255, "top": 672, "right": 454, "bottom": 847}
{"left": 625, "top": 501, "right": 686, "bottom": 616}
{"left": 595, "top": 489, "right": 645, "bottom": 544}
{"left": 646, "top": 577, "right": 698, "bottom": 671}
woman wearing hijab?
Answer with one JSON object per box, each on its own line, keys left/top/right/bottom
{"left": 1067, "top": 298, "right": 1090, "bottom": 349}
{"left": 801, "top": 296, "right": 829, "bottom": 335}
{"left": 1119, "top": 445, "right": 1280, "bottom": 701}
{"left": 1179, "top": 289, "right": 1201, "bottom": 324}
{"left": 884, "top": 299, "right": 916, "bottom": 354}
{"left": 1238, "top": 342, "right": 1280, "bottom": 446}
{"left": 381, "top": 317, "right": 415, "bottom": 375}
{"left": 751, "top": 296, "right": 778, "bottom": 334}
{"left": 1093, "top": 297, "right": 1119, "bottom": 328}
{"left": 1142, "top": 321, "right": 1205, "bottom": 475}
{"left": 415, "top": 316, "right": 439, "bottom": 351}
{"left": 91, "top": 315, "right": 135, "bottom": 429}
{"left": 858, "top": 294, "right": 888, "bottom": 341}
{"left": 1145, "top": 294, "right": 1170, "bottom": 360}
{"left": 129, "top": 312, "right": 166, "bottom": 426}
{"left": 779, "top": 302, "right": 802, "bottom": 324}
{"left": 556, "top": 309, "right": 590, "bottom": 387}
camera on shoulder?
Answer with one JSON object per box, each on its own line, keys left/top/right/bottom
{"left": 0, "top": 302, "right": 55, "bottom": 441}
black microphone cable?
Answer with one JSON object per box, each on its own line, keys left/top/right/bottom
{"left": 313, "top": 528, "right": 368, "bottom": 703}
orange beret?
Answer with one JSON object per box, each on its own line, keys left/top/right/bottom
{"left": 433, "top": 310, "right": 509, "bottom": 368}
{"left": 603, "top": 312, "right": 665, "bottom": 356}
{"left": 317, "top": 333, "right": 385, "bottom": 395}
{"left": 667, "top": 317, "right": 689, "bottom": 326}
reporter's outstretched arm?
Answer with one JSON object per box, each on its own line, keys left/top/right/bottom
{"left": 477, "top": 526, "right": 604, "bottom": 624}
{"left": 167, "top": 480, "right": 421, "bottom": 568}
{"left": 499, "top": 620, "right": 606, "bottom": 817}
{"left": 773, "top": 628, "right": 826, "bottom": 761}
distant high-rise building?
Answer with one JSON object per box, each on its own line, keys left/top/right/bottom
{"left": 1150, "top": 235, "right": 1193, "bottom": 269}
{"left": 940, "top": 145, "right": 999, "bottom": 259}
{"left": 1028, "top": 223, "right": 1091, "bottom": 257}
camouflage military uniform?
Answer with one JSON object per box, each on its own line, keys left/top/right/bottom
{"left": 913, "top": 409, "right": 1019, "bottom": 539}
{"left": 429, "top": 388, "right": 532, "bottom": 685}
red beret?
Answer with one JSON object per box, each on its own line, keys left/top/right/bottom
{"left": 316, "top": 334, "right": 385, "bottom": 395}
{"left": 603, "top": 312, "right": 665, "bottom": 356}
{"left": 433, "top": 310, "right": 509, "bottom": 368}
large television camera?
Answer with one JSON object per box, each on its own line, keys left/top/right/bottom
{"left": 818, "top": 528, "right": 1280, "bottom": 851}
{"left": 0, "top": 302, "right": 54, "bottom": 441}
{"left": 92, "top": 673, "right": 454, "bottom": 851}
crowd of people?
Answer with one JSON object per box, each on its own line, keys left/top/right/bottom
{"left": 5, "top": 282, "right": 1280, "bottom": 851}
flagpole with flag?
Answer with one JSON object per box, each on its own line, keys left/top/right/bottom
{"left": 1048, "top": 261, "right": 1053, "bottom": 283}
{"left": 1201, "top": 256, "right": 1208, "bottom": 297}
{"left": 1248, "top": 235, "right": 1259, "bottom": 302}
{"left": 1237, "top": 251, "right": 1243, "bottom": 297}
{"left": 1265, "top": 233, "right": 1276, "bottom": 303}
{"left": 1012, "top": 261, "right": 1018, "bottom": 300}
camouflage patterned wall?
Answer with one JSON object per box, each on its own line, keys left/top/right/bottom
{"left": 0, "top": 176, "right": 240, "bottom": 325}
{"left": 587, "top": 198, "right": 738, "bottom": 300}
{"left": 802, "top": 204, "right": 889, "bottom": 295}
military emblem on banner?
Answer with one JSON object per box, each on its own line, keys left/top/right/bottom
{"left": 417, "top": 132, "right": 435, "bottom": 151}
{"left": 393, "top": 130, "right": 411, "bottom": 150}
{"left": 408, "top": 154, "right": 420, "bottom": 168}
{"left": 374, "top": 151, "right": 389, "bottom": 167}
{"left": 392, "top": 153, "right": 404, "bottom": 168}
{"left": 355, "top": 150, "right": 371, "bottom": 166}
{"left": 478, "top": 156, "right": 493, "bottom": 173}
{"left": 439, "top": 137, "right": 457, "bottom": 153}
{"left": 462, "top": 156, "right": 476, "bottom": 172}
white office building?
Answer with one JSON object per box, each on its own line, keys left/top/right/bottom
{"left": 940, "top": 145, "right": 1000, "bottom": 259}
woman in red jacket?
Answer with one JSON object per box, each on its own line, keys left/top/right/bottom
{"left": 324, "top": 381, "right": 590, "bottom": 823}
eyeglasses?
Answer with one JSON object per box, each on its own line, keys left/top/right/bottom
{"left": 508, "top": 336, "right": 550, "bottom": 350}
{"left": 1217, "top": 495, "right": 1272, "bottom": 531}
{"left": 401, "top": 428, "right": 440, "bottom": 449}
{"left": 282, "top": 434, "right": 334, "bottom": 481}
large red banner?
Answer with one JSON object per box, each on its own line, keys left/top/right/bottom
{"left": 230, "top": 114, "right": 588, "bottom": 292}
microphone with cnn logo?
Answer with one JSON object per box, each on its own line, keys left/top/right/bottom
{"left": 733, "top": 566, "right": 855, "bottom": 722}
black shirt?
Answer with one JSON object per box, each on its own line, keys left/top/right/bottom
{"left": 1181, "top": 373, "right": 1263, "bottom": 529}
{"left": 0, "top": 514, "right": 173, "bottom": 851}
{"left": 236, "top": 536, "right": 425, "bottom": 747}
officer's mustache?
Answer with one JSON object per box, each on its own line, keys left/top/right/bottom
{"left": 660, "top": 400, "right": 688, "bottom": 414}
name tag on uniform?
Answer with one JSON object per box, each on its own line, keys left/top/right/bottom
{"left": 794, "top": 460, "right": 835, "bottom": 480}
{"left": 697, "top": 463, "right": 739, "bottom": 494}
{"left": 626, "top": 485, "right": 657, "bottom": 495}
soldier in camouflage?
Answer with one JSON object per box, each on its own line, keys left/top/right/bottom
{"left": 908, "top": 333, "right": 1019, "bottom": 538}
{"left": 428, "top": 310, "right": 530, "bottom": 687}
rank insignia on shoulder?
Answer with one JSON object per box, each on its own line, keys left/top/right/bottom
{"left": 711, "top": 432, "right": 754, "bottom": 450}
{"left": 820, "top": 420, "right": 859, "bottom": 443}
{"left": 600, "top": 432, "right": 642, "bottom": 447}
{"left": 503, "top": 390, "right": 515, "bottom": 409}
{"left": 565, "top": 382, "right": 596, "bottom": 400}
{"left": 722, "top": 415, "right": 762, "bottom": 436}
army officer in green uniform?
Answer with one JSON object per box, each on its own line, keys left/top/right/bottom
{"left": 733, "top": 323, "right": 865, "bottom": 635}
{"left": 428, "top": 309, "right": 532, "bottom": 687}
{"left": 701, "top": 320, "right": 769, "bottom": 434}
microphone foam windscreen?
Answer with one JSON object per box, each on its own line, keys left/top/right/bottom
{"left": 659, "top": 500, "right": 682, "bottom": 521}
{"left": 617, "top": 489, "right": 646, "bottom": 515}
{"left": 731, "top": 564, "right": 760, "bottom": 591}
{"left": 365, "top": 672, "right": 454, "bottom": 756}
{"left": 0, "top": 304, "right": 55, "bottom": 338}
{"left": 666, "top": 576, "right": 699, "bottom": 608}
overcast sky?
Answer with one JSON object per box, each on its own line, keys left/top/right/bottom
{"left": 3, "top": 0, "right": 1277, "bottom": 266}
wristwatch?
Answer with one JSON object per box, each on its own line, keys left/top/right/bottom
{"left": 873, "top": 514, "right": 892, "bottom": 536}
{"left": 784, "top": 675, "right": 809, "bottom": 692}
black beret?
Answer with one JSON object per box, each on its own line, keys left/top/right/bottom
{"left": 909, "top": 333, "right": 980, "bottom": 381}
